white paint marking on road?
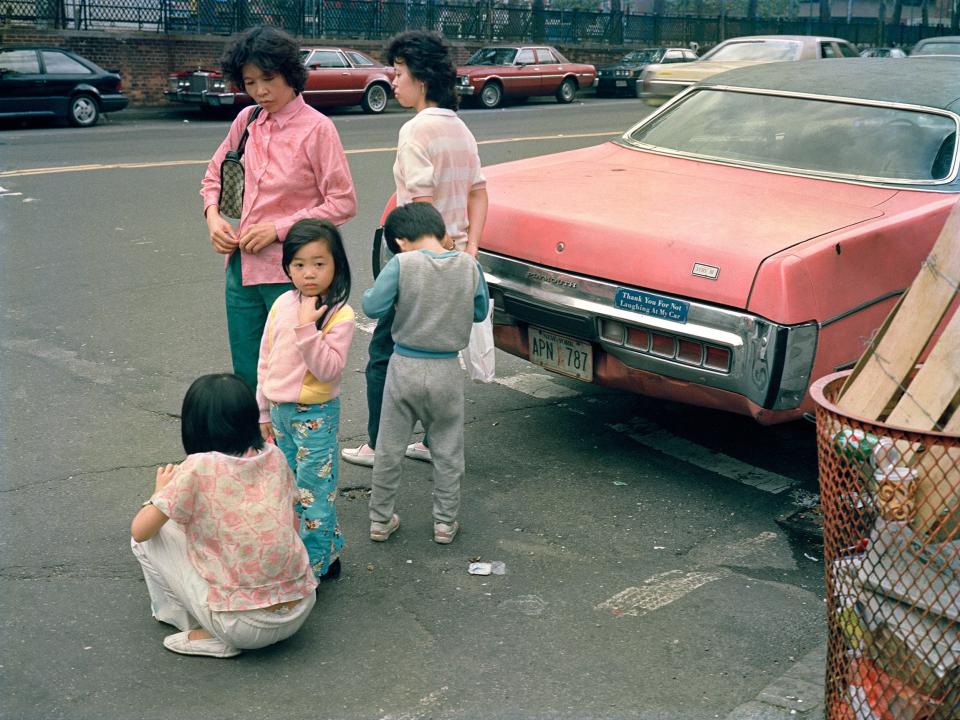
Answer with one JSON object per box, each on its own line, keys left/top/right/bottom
{"left": 596, "top": 532, "right": 778, "bottom": 618}
{"left": 3, "top": 337, "right": 118, "bottom": 385}
{"left": 378, "top": 687, "right": 449, "bottom": 720}
{"left": 494, "top": 372, "right": 580, "bottom": 399}
{"left": 596, "top": 569, "right": 730, "bottom": 617}
{"left": 608, "top": 418, "right": 798, "bottom": 494}
{"left": 1, "top": 192, "right": 23, "bottom": 197}
{"left": 355, "top": 319, "right": 377, "bottom": 335}
{"left": 1, "top": 131, "right": 622, "bottom": 179}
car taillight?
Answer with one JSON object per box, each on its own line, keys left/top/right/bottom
{"left": 704, "top": 345, "right": 731, "bottom": 372}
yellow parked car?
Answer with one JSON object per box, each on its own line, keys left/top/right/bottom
{"left": 640, "top": 34, "right": 858, "bottom": 105}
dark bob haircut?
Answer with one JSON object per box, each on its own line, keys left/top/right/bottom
{"left": 384, "top": 31, "right": 458, "bottom": 111}
{"left": 181, "top": 374, "right": 265, "bottom": 456}
{"left": 220, "top": 25, "right": 307, "bottom": 95}
{"left": 282, "top": 219, "right": 352, "bottom": 331}
{"left": 383, "top": 202, "right": 447, "bottom": 255}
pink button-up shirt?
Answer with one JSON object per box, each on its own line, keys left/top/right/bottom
{"left": 201, "top": 95, "right": 357, "bottom": 285}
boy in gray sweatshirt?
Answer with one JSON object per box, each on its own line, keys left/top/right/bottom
{"left": 363, "top": 203, "right": 490, "bottom": 545}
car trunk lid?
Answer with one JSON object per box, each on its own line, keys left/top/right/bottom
{"left": 481, "top": 143, "right": 896, "bottom": 309}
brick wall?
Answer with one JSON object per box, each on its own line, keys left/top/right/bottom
{"left": 0, "top": 26, "right": 625, "bottom": 106}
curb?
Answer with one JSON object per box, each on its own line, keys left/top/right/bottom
{"left": 724, "top": 646, "right": 826, "bottom": 719}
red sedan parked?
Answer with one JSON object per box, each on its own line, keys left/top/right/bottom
{"left": 165, "top": 47, "right": 394, "bottom": 114}
{"left": 456, "top": 45, "right": 596, "bottom": 109}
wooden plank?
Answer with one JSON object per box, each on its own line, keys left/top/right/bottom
{"left": 837, "top": 203, "right": 960, "bottom": 420}
{"left": 885, "top": 308, "right": 960, "bottom": 430}
{"left": 944, "top": 403, "right": 960, "bottom": 434}
{"left": 909, "top": 445, "right": 960, "bottom": 543}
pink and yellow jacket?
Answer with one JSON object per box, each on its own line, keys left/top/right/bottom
{"left": 256, "top": 291, "right": 355, "bottom": 423}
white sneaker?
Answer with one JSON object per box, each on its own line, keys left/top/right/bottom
{"left": 163, "top": 631, "right": 240, "bottom": 658}
{"left": 434, "top": 520, "right": 460, "bottom": 545}
{"left": 370, "top": 513, "right": 400, "bottom": 542}
{"left": 341, "top": 443, "right": 375, "bottom": 467}
{"left": 405, "top": 442, "right": 432, "bottom": 463}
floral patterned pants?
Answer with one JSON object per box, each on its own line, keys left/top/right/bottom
{"left": 270, "top": 398, "right": 343, "bottom": 578}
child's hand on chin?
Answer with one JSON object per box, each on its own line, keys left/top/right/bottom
{"left": 297, "top": 296, "right": 327, "bottom": 327}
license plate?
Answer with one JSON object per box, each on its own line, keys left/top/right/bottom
{"left": 616, "top": 80, "right": 628, "bottom": 87}
{"left": 528, "top": 327, "right": 593, "bottom": 381}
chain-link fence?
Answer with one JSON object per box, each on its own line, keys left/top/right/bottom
{"left": 813, "top": 372, "right": 960, "bottom": 720}
{"left": 5, "top": 0, "right": 956, "bottom": 44}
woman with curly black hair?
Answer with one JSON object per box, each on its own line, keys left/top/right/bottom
{"left": 201, "top": 25, "right": 356, "bottom": 396}
{"left": 342, "top": 30, "right": 487, "bottom": 470}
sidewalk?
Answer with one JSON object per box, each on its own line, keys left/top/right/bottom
{"left": 724, "top": 646, "right": 827, "bottom": 719}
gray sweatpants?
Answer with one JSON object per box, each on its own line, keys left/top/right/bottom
{"left": 370, "top": 354, "right": 464, "bottom": 525}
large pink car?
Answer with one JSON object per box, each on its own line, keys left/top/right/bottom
{"left": 475, "top": 58, "right": 959, "bottom": 424}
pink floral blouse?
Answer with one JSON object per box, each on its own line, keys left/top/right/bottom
{"left": 151, "top": 444, "right": 317, "bottom": 611}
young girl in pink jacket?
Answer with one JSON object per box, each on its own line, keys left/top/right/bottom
{"left": 257, "top": 219, "right": 355, "bottom": 581}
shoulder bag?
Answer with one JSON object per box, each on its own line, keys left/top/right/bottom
{"left": 217, "top": 106, "right": 262, "bottom": 219}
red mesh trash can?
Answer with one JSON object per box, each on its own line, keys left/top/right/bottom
{"left": 812, "top": 372, "right": 960, "bottom": 720}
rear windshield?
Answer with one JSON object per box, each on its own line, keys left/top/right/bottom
{"left": 622, "top": 49, "right": 665, "bottom": 64}
{"left": 912, "top": 41, "right": 960, "bottom": 56}
{"left": 466, "top": 48, "right": 518, "bottom": 65}
{"left": 703, "top": 40, "right": 801, "bottom": 62}
{"left": 626, "top": 88, "right": 957, "bottom": 183}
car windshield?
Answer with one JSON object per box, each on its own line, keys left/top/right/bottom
{"left": 704, "top": 40, "right": 801, "bottom": 62}
{"left": 912, "top": 41, "right": 960, "bottom": 56}
{"left": 466, "top": 48, "right": 518, "bottom": 65}
{"left": 626, "top": 88, "right": 958, "bottom": 183}
{"left": 622, "top": 49, "right": 664, "bottom": 64}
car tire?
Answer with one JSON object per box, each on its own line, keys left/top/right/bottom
{"left": 69, "top": 94, "right": 100, "bottom": 127}
{"left": 555, "top": 78, "right": 577, "bottom": 104}
{"left": 361, "top": 83, "right": 389, "bottom": 114}
{"left": 479, "top": 82, "right": 502, "bottom": 109}
{"left": 633, "top": 80, "right": 643, "bottom": 99}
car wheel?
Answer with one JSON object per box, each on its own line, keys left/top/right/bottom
{"left": 361, "top": 83, "right": 389, "bottom": 114}
{"left": 555, "top": 78, "right": 577, "bottom": 104}
{"left": 479, "top": 82, "right": 502, "bottom": 109}
{"left": 633, "top": 80, "right": 643, "bottom": 99}
{"left": 69, "top": 94, "right": 100, "bottom": 127}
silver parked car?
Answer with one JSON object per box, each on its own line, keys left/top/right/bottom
{"left": 910, "top": 36, "right": 960, "bottom": 57}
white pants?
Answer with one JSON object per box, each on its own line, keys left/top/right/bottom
{"left": 131, "top": 522, "right": 315, "bottom": 650}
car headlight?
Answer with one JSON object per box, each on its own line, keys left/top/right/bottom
{"left": 458, "top": 75, "right": 471, "bottom": 86}
{"left": 211, "top": 80, "right": 226, "bottom": 91}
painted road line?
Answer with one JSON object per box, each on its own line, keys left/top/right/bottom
{"left": 596, "top": 532, "right": 778, "bottom": 618}
{"left": 0, "top": 131, "right": 621, "bottom": 179}
{"left": 609, "top": 417, "right": 798, "bottom": 495}
{"left": 596, "top": 569, "right": 730, "bottom": 617}
{"left": 493, "top": 373, "right": 580, "bottom": 399}
{"left": 356, "top": 319, "right": 378, "bottom": 335}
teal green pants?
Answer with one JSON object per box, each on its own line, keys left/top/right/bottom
{"left": 225, "top": 251, "right": 292, "bottom": 392}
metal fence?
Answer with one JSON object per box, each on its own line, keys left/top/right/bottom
{"left": 4, "top": 0, "right": 955, "bottom": 45}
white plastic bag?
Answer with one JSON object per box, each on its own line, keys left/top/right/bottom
{"left": 463, "top": 300, "right": 496, "bottom": 383}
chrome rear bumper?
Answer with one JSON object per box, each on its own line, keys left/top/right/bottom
{"left": 477, "top": 251, "right": 818, "bottom": 411}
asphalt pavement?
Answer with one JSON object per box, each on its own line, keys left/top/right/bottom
{"left": 1, "top": 97, "right": 830, "bottom": 720}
